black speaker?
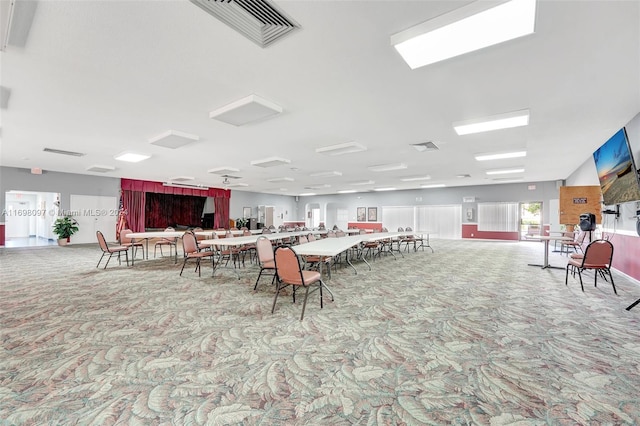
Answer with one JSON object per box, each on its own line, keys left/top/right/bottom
{"left": 579, "top": 213, "right": 596, "bottom": 231}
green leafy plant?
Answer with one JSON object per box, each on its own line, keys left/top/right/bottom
{"left": 235, "top": 217, "right": 248, "bottom": 228}
{"left": 52, "top": 216, "right": 79, "bottom": 239}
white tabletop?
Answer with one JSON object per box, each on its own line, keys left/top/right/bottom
{"left": 127, "top": 231, "right": 185, "bottom": 239}
{"left": 292, "top": 235, "right": 363, "bottom": 257}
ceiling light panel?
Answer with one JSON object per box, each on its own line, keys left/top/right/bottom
{"left": 210, "top": 94, "right": 282, "bottom": 126}
{"left": 250, "top": 156, "right": 291, "bottom": 167}
{"left": 114, "top": 152, "right": 151, "bottom": 163}
{"left": 350, "top": 180, "right": 375, "bottom": 186}
{"left": 421, "top": 183, "right": 446, "bottom": 188}
{"left": 267, "top": 177, "right": 294, "bottom": 182}
{"left": 454, "top": 109, "right": 530, "bottom": 135}
{"left": 368, "top": 163, "right": 407, "bottom": 172}
{"left": 309, "top": 171, "right": 342, "bottom": 178}
{"left": 400, "top": 175, "right": 431, "bottom": 182}
{"left": 485, "top": 167, "right": 525, "bottom": 175}
{"left": 225, "top": 182, "right": 249, "bottom": 188}
{"left": 475, "top": 150, "right": 527, "bottom": 161}
{"left": 149, "top": 130, "right": 199, "bottom": 149}
{"left": 208, "top": 166, "right": 240, "bottom": 175}
{"left": 208, "top": 167, "right": 241, "bottom": 176}
{"left": 337, "top": 189, "right": 357, "bottom": 194}
{"left": 315, "top": 141, "right": 367, "bottom": 156}
{"left": 391, "top": 0, "right": 537, "bottom": 69}
{"left": 374, "top": 187, "right": 396, "bottom": 192}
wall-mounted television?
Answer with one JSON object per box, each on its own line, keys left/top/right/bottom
{"left": 593, "top": 127, "right": 640, "bottom": 206}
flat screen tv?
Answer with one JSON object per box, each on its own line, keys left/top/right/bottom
{"left": 593, "top": 127, "right": 640, "bottom": 206}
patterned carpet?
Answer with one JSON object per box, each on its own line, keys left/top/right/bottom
{"left": 1, "top": 238, "right": 640, "bottom": 425}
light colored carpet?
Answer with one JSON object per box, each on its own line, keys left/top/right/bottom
{"left": 1, "top": 239, "right": 639, "bottom": 425}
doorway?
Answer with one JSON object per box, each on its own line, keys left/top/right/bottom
{"left": 520, "top": 201, "right": 542, "bottom": 240}
{"left": 4, "top": 190, "right": 60, "bottom": 247}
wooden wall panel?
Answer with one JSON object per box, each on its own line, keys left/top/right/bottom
{"left": 559, "top": 186, "right": 602, "bottom": 225}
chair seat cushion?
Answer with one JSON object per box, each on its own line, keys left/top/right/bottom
{"left": 187, "top": 252, "right": 213, "bottom": 259}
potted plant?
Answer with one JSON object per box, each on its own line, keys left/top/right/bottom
{"left": 235, "top": 217, "right": 249, "bottom": 229}
{"left": 52, "top": 216, "right": 79, "bottom": 246}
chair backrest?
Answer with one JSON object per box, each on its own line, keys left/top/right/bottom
{"left": 274, "top": 246, "right": 304, "bottom": 284}
{"left": 405, "top": 227, "right": 412, "bottom": 231}
{"left": 182, "top": 231, "right": 198, "bottom": 255}
{"left": 336, "top": 230, "right": 346, "bottom": 237}
{"left": 96, "top": 231, "right": 109, "bottom": 251}
{"left": 359, "top": 229, "right": 367, "bottom": 234}
{"left": 165, "top": 227, "right": 175, "bottom": 231}
{"left": 298, "top": 235, "right": 309, "bottom": 244}
{"left": 225, "top": 230, "right": 234, "bottom": 238}
{"left": 120, "top": 229, "right": 133, "bottom": 244}
{"left": 582, "top": 239, "right": 613, "bottom": 267}
{"left": 256, "top": 236, "right": 274, "bottom": 264}
{"left": 327, "top": 230, "right": 337, "bottom": 238}
{"left": 262, "top": 228, "right": 272, "bottom": 234}
{"left": 243, "top": 229, "right": 251, "bottom": 236}
{"left": 398, "top": 227, "right": 404, "bottom": 232}
{"left": 307, "top": 233, "right": 316, "bottom": 242}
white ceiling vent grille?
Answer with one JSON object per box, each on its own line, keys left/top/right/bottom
{"left": 411, "top": 141, "right": 439, "bottom": 152}
{"left": 189, "top": 0, "right": 300, "bottom": 47}
{"left": 43, "top": 148, "right": 85, "bottom": 157}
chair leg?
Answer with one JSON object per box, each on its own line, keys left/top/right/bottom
{"left": 104, "top": 253, "right": 113, "bottom": 269}
{"left": 627, "top": 298, "right": 640, "bottom": 311}
{"left": 97, "top": 252, "right": 106, "bottom": 268}
{"left": 124, "top": 250, "right": 129, "bottom": 267}
{"left": 577, "top": 269, "right": 584, "bottom": 292}
{"left": 300, "top": 285, "right": 311, "bottom": 321}
{"left": 271, "top": 281, "right": 285, "bottom": 314}
{"left": 179, "top": 257, "right": 188, "bottom": 276}
{"left": 607, "top": 269, "right": 617, "bottom": 294}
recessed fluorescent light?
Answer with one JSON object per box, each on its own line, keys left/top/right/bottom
{"left": 391, "top": 0, "right": 537, "bottom": 69}
{"left": 350, "top": 180, "right": 375, "bottom": 186}
{"left": 338, "top": 189, "right": 357, "bottom": 194}
{"left": 315, "top": 141, "right": 367, "bottom": 156}
{"left": 149, "top": 130, "right": 199, "bottom": 149}
{"left": 305, "top": 184, "right": 331, "bottom": 189}
{"left": 486, "top": 167, "right": 525, "bottom": 175}
{"left": 421, "top": 184, "right": 446, "bottom": 188}
{"left": 400, "top": 175, "right": 431, "bottom": 182}
{"left": 309, "top": 171, "right": 342, "bottom": 178}
{"left": 453, "top": 109, "right": 530, "bottom": 135}
{"left": 299, "top": 193, "right": 316, "bottom": 196}
{"left": 163, "top": 182, "right": 206, "bottom": 189}
{"left": 374, "top": 187, "right": 396, "bottom": 192}
{"left": 225, "top": 182, "right": 249, "bottom": 188}
{"left": 209, "top": 94, "right": 283, "bottom": 126}
{"left": 368, "top": 163, "right": 407, "bottom": 172}
{"left": 114, "top": 152, "right": 151, "bottom": 163}
{"left": 208, "top": 166, "right": 240, "bottom": 175}
{"left": 267, "top": 177, "right": 294, "bottom": 182}
{"left": 457, "top": 174, "right": 471, "bottom": 178}
{"left": 475, "top": 150, "right": 527, "bottom": 161}
{"left": 250, "top": 156, "right": 291, "bottom": 167}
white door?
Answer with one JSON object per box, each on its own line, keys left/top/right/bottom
{"left": 70, "top": 195, "right": 118, "bottom": 244}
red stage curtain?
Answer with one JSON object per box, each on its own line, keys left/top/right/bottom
{"left": 122, "top": 190, "right": 146, "bottom": 232}
{"left": 145, "top": 193, "right": 205, "bottom": 229}
{"left": 214, "top": 197, "right": 230, "bottom": 229}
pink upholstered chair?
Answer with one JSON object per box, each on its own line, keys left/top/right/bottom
{"left": 272, "top": 246, "right": 325, "bottom": 320}
{"left": 565, "top": 239, "right": 616, "bottom": 294}
{"left": 96, "top": 231, "right": 129, "bottom": 269}
{"left": 180, "top": 231, "right": 214, "bottom": 277}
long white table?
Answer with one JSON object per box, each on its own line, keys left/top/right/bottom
{"left": 127, "top": 231, "right": 185, "bottom": 265}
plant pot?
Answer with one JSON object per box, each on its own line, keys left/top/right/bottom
{"left": 57, "top": 238, "right": 68, "bottom": 246}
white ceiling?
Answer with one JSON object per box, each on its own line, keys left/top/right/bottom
{"left": 1, "top": 0, "right": 639, "bottom": 196}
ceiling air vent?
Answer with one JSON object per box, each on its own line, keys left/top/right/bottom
{"left": 189, "top": 0, "right": 300, "bottom": 47}
{"left": 43, "top": 148, "right": 85, "bottom": 157}
{"left": 411, "top": 141, "right": 439, "bottom": 152}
